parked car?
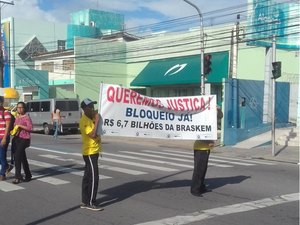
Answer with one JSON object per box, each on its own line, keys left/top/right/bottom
{"left": 26, "top": 98, "right": 81, "bottom": 135}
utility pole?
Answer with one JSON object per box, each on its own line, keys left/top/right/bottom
{"left": 0, "top": 0, "right": 14, "bottom": 88}
{"left": 230, "top": 14, "right": 241, "bottom": 129}
{"left": 229, "top": 14, "right": 240, "bottom": 78}
{"left": 271, "top": 35, "right": 276, "bottom": 157}
{"left": 183, "top": 0, "right": 205, "bottom": 95}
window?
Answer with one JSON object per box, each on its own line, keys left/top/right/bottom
{"left": 68, "top": 101, "right": 79, "bottom": 111}
{"left": 29, "top": 102, "right": 40, "bottom": 112}
{"left": 41, "top": 101, "right": 50, "bottom": 112}
{"left": 41, "top": 62, "right": 54, "bottom": 72}
{"left": 63, "top": 59, "right": 74, "bottom": 71}
{"left": 56, "top": 101, "right": 79, "bottom": 111}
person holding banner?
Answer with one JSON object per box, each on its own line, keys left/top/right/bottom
{"left": 191, "top": 140, "right": 214, "bottom": 197}
{"left": 79, "top": 98, "right": 103, "bottom": 211}
{"left": 191, "top": 106, "right": 223, "bottom": 197}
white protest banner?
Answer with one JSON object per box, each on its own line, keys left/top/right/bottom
{"left": 99, "top": 83, "right": 217, "bottom": 140}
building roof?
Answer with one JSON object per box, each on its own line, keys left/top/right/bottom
{"left": 100, "top": 31, "right": 142, "bottom": 42}
{"left": 31, "top": 49, "right": 74, "bottom": 60}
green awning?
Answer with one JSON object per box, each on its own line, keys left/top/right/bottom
{"left": 131, "top": 51, "right": 229, "bottom": 87}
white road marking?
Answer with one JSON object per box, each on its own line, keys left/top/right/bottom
{"left": 143, "top": 149, "right": 194, "bottom": 157}
{"left": 208, "top": 158, "right": 255, "bottom": 166}
{"left": 101, "top": 157, "right": 179, "bottom": 172}
{"left": 8, "top": 171, "right": 70, "bottom": 186}
{"left": 39, "top": 154, "right": 147, "bottom": 176}
{"left": 135, "top": 193, "right": 299, "bottom": 225}
{"left": 29, "top": 147, "right": 178, "bottom": 172}
{"left": 28, "top": 159, "right": 111, "bottom": 180}
{"left": 37, "top": 177, "right": 70, "bottom": 185}
{"left": 137, "top": 150, "right": 233, "bottom": 168}
{"left": 31, "top": 146, "right": 229, "bottom": 171}
{"left": 121, "top": 151, "right": 194, "bottom": 162}
{"left": 29, "top": 146, "right": 72, "bottom": 155}
{"left": 161, "top": 149, "right": 276, "bottom": 165}
{"left": 143, "top": 150, "right": 267, "bottom": 166}
{"left": 0, "top": 182, "right": 25, "bottom": 192}
{"left": 210, "top": 155, "right": 276, "bottom": 165}
{"left": 104, "top": 152, "right": 193, "bottom": 168}
{"left": 99, "top": 165, "right": 147, "bottom": 175}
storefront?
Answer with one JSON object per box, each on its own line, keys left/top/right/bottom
{"left": 130, "top": 51, "right": 229, "bottom": 105}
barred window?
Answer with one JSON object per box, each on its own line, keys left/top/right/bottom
{"left": 63, "top": 59, "right": 74, "bottom": 71}
{"left": 41, "top": 62, "right": 54, "bottom": 72}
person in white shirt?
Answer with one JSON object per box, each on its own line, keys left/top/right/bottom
{"left": 51, "top": 106, "right": 61, "bottom": 139}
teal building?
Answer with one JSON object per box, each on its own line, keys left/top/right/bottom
{"left": 67, "top": 9, "right": 124, "bottom": 48}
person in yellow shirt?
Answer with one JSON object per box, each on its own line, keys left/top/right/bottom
{"left": 191, "top": 140, "right": 214, "bottom": 197}
{"left": 79, "top": 98, "right": 103, "bottom": 211}
{"left": 191, "top": 106, "right": 223, "bottom": 197}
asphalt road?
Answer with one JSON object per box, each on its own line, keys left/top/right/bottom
{"left": 0, "top": 133, "right": 298, "bottom": 225}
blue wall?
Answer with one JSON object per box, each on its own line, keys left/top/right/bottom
{"left": 223, "top": 79, "right": 290, "bottom": 145}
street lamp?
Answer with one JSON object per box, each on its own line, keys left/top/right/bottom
{"left": 183, "top": 0, "right": 205, "bottom": 95}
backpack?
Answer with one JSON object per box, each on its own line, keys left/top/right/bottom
{"left": 1, "top": 110, "right": 15, "bottom": 133}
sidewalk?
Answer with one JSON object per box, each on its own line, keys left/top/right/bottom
{"left": 214, "top": 145, "right": 299, "bottom": 164}
{"left": 102, "top": 136, "right": 299, "bottom": 165}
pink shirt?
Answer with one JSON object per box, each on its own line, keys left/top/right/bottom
{"left": 14, "top": 114, "right": 33, "bottom": 139}
{"left": 0, "top": 107, "right": 11, "bottom": 139}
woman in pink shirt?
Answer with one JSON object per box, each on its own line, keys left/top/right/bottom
{"left": 12, "top": 102, "right": 33, "bottom": 184}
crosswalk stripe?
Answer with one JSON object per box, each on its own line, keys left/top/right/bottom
{"left": 134, "top": 150, "right": 232, "bottom": 168}
{"left": 39, "top": 154, "right": 147, "bottom": 176}
{"left": 8, "top": 171, "right": 71, "bottom": 186}
{"left": 37, "top": 177, "right": 70, "bottom": 185}
{"left": 35, "top": 152, "right": 179, "bottom": 172}
{"left": 161, "top": 149, "right": 276, "bottom": 165}
{"left": 99, "top": 165, "right": 147, "bottom": 175}
{"left": 104, "top": 152, "right": 193, "bottom": 168}
{"left": 141, "top": 150, "right": 255, "bottom": 166}
{"left": 152, "top": 149, "right": 193, "bottom": 156}
{"left": 135, "top": 193, "right": 299, "bottom": 225}
{"left": 208, "top": 158, "right": 255, "bottom": 166}
{"left": 32, "top": 146, "right": 265, "bottom": 173}
{"left": 121, "top": 151, "right": 193, "bottom": 162}
{"left": 208, "top": 155, "right": 276, "bottom": 165}
{"left": 0, "top": 181, "right": 25, "bottom": 192}
{"left": 31, "top": 146, "right": 228, "bottom": 170}
{"left": 28, "top": 159, "right": 112, "bottom": 180}
{"left": 100, "top": 158, "right": 179, "bottom": 172}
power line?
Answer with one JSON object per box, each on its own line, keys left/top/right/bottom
{"left": 9, "top": 19, "right": 298, "bottom": 67}
{"left": 3, "top": 0, "right": 298, "bottom": 51}
{"left": 2, "top": 0, "right": 299, "bottom": 75}
{"left": 8, "top": 13, "right": 299, "bottom": 67}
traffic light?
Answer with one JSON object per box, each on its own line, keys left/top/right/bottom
{"left": 272, "top": 61, "right": 281, "bottom": 79}
{"left": 204, "top": 54, "right": 212, "bottom": 75}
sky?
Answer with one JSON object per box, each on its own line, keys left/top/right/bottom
{"left": 1, "top": 0, "right": 248, "bottom": 29}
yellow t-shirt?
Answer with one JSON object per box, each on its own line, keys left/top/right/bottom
{"left": 193, "top": 140, "right": 214, "bottom": 151}
{"left": 79, "top": 114, "right": 101, "bottom": 156}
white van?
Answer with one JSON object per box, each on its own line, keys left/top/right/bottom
{"left": 26, "top": 98, "right": 81, "bottom": 135}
